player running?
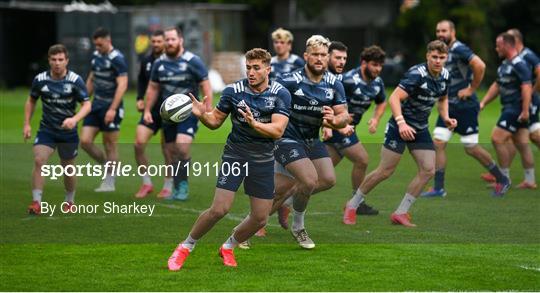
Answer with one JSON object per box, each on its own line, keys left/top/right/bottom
{"left": 271, "top": 35, "right": 349, "bottom": 249}
{"left": 343, "top": 40, "right": 457, "bottom": 227}
{"left": 166, "top": 48, "right": 291, "bottom": 270}
{"left": 479, "top": 32, "right": 534, "bottom": 194}
{"left": 481, "top": 29, "right": 539, "bottom": 189}
{"left": 324, "top": 43, "right": 387, "bottom": 216}
{"left": 25, "top": 44, "right": 91, "bottom": 214}
{"left": 143, "top": 26, "right": 213, "bottom": 200}
{"left": 422, "top": 20, "right": 509, "bottom": 197}
{"left": 81, "top": 27, "right": 128, "bottom": 192}
{"left": 133, "top": 30, "right": 175, "bottom": 198}
{"left": 270, "top": 28, "right": 305, "bottom": 80}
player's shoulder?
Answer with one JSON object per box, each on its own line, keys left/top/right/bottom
{"left": 374, "top": 75, "right": 384, "bottom": 85}
{"left": 289, "top": 54, "right": 303, "bottom": 63}
{"left": 224, "top": 79, "right": 247, "bottom": 95}
{"left": 407, "top": 63, "right": 428, "bottom": 77}
{"left": 34, "top": 71, "right": 49, "bottom": 82}
{"left": 108, "top": 49, "right": 125, "bottom": 60}
{"left": 511, "top": 55, "right": 525, "bottom": 65}
{"left": 270, "top": 56, "right": 278, "bottom": 64}
{"left": 269, "top": 80, "right": 287, "bottom": 95}
{"left": 323, "top": 71, "right": 339, "bottom": 85}
{"left": 452, "top": 40, "right": 470, "bottom": 51}
{"left": 282, "top": 69, "right": 304, "bottom": 84}
{"left": 441, "top": 67, "right": 450, "bottom": 80}
{"left": 66, "top": 70, "right": 83, "bottom": 83}
{"left": 182, "top": 50, "right": 199, "bottom": 62}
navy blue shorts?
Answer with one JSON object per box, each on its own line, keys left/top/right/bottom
{"left": 529, "top": 93, "right": 540, "bottom": 126}
{"left": 275, "top": 138, "right": 329, "bottom": 167}
{"left": 34, "top": 129, "right": 79, "bottom": 160}
{"left": 323, "top": 129, "right": 360, "bottom": 156}
{"left": 216, "top": 157, "right": 274, "bottom": 199}
{"left": 436, "top": 103, "right": 479, "bottom": 136}
{"left": 497, "top": 108, "right": 529, "bottom": 134}
{"left": 138, "top": 109, "right": 163, "bottom": 134}
{"left": 383, "top": 121, "right": 434, "bottom": 154}
{"left": 176, "top": 114, "right": 199, "bottom": 138}
{"left": 83, "top": 102, "right": 124, "bottom": 132}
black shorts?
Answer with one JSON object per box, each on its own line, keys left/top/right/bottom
{"left": 323, "top": 129, "right": 360, "bottom": 156}
{"left": 496, "top": 108, "right": 529, "bottom": 134}
{"left": 436, "top": 103, "right": 479, "bottom": 136}
{"left": 216, "top": 157, "right": 274, "bottom": 199}
{"left": 83, "top": 102, "right": 124, "bottom": 132}
{"left": 138, "top": 109, "right": 163, "bottom": 134}
{"left": 383, "top": 121, "right": 434, "bottom": 154}
{"left": 275, "top": 138, "right": 329, "bottom": 167}
{"left": 34, "top": 128, "right": 79, "bottom": 160}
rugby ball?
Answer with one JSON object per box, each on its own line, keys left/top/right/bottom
{"left": 160, "top": 94, "right": 192, "bottom": 123}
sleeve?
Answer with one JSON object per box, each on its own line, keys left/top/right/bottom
{"left": 74, "top": 76, "right": 90, "bottom": 103}
{"left": 136, "top": 58, "right": 148, "bottom": 100}
{"left": 398, "top": 68, "right": 422, "bottom": 95}
{"left": 332, "top": 80, "right": 347, "bottom": 106}
{"left": 374, "top": 79, "right": 386, "bottom": 104}
{"left": 29, "top": 77, "right": 40, "bottom": 100}
{"left": 112, "top": 55, "right": 128, "bottom": 76}
{"left": 294, "top": 57, "right": 305, "bottom": 69}
{"left": 274, "top": 88, "right": 291, "bottom": 117}
{"left": 455, "top": 44, "right": 475, "bottom": 62}
{"left": 150, "top": 61, "right": 160, "bottom": 83}
{"left": 216, "top": 86, "right": 234, "bottom": 114}
{"left": 525, "top": 50, "right": 540, "bottom": 69}
{"left": 276, "top": 74, "right": 296, "bottom": 93}
{"left": 189, "top": 56, "right": 209, "bottom": 83}
{"left": 514, "top": 62, "right": 532, "bottom": 84}
{"left": 341, "top": 71, "right": 355, "bottom": 99}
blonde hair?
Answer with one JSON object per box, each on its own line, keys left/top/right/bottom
{"left": 271, "top": 28, "right": 294, "bottom": 43}
{"left": 305, "top": 35, "right": 330, "bottom": 52}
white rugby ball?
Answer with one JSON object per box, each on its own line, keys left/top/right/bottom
{"left": 160, "top": 94, "right": 192, "bottom": 123}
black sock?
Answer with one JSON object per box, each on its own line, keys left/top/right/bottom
{"left": 434, "top": 169, "right": 445, "bottom": 190}
{"left": 173, "top": 158, "right": 191, "bottom": 187}
{"left": 487, "top": 162, "right": 507, "bottom": 183}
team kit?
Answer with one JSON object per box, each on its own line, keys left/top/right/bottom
{"left": 23, "top": 22, "right": 539, "bottom": 269}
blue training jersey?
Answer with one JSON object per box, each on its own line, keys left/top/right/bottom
{"left": 90, "top": 48, "right": 127, "bottom": 105}
{"left": 278, "top": 68, "right": 347, "bottom": 140}
{"left": 496, "top": 55, "right": 532, "bottom": 110}
{"left": 446, "top": 40, "right": 477, "bottom": 105}
{"left": 519, "top": 47, "right": 540, "bottom": 107}
{"left": 30, "top": 70, "right": 89, "bottom": 133}
{"left": 216, "top": 79, "right": 291, "bottom": 162}
{"left": 396, "top": 63, "right": 450, "bottom": 130}
{"left": 342, "top": 67, "right": 386, "bottom": 125}
{"left": 270, "top": 54, "right": 305, "bottom": 80}
{"left": 150, "top": 51, "right": 209, "bottom": 102}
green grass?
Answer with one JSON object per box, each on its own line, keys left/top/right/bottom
{"left": 1, "top": 88, "right": 539, "bottom": 291}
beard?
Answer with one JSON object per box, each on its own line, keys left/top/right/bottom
{"left": 152, "top": 47, "right": 164, "bottom": 56}
{"left": 165, "top": 44, "right": 180, "bottom": 57}
{"left": 307, "top": 62, "right": 325, "bottom": 76}
{"left": 363, "top": 67, "right": 375, "bottom": 80}
{"left": 438, "top": 36, "right": 451, "bottom": 45}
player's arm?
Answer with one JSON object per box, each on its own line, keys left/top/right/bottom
{"left": 479, "top": 82, "right": 499, "bottom": 110}
{"left": 143, "top": 80, "right": 159, "bottom": 124}
{"left": 189, "top": 93, "right": 228, "bottom": 129}
{"left": 23, "top": 96, "right": 37, "bottom": 141}
{"left": 388, "top": 86, "right": 416, "bottom": 141}
{"left": 459, "top": 56, "right": 486, "bottom": 99}
{"left": 242, "top": 111, "right": 289, "bottom": 139}
{"left": 322, "top": 104, "right": 350, "bottom": 129}
{"left": 199, "top": 79, "right": 213, "bottom": 111}
{"left": 86, "top": 72, "right": 94, "bottom": 97}
{"left": 62, "top": 101, "right": 92, "bottom": 130}
{"left": 437, "top": 94, "right": 457, "bottom": 130}
{"left": 519, "top": 83, "right": 532, "bottom": 122}
{"left": 368, "top": 101, "right": 387, "bottom": 134}
{"left": 104, "top": 74, "right": 128, "bottom": 124}
{"left": 136, "top": 60, "right": 148, "bottom": 112}
{"left": 534, "top": 65, "right": 540, "bottom": 93}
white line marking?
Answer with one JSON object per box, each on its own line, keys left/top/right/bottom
{"left": 519, "top": 265, "right": 540, "bottom": 272}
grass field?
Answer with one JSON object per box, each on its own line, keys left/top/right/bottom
{"left": 0, "top": 88, "right": 539, "bottom": 291}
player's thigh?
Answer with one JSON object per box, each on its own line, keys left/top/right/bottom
{"left": 341, "top": 141, "right": 368, "bottom": 165}
{"left": 248, "top": 196, "right": 273, "bottom": 221}
{"left": 491, "top": 126, "right": 512, "bottom": 143}
{"left": 274, "top": 171, "right": 296, "bottom": 196}
{"left": 135, "top": 124, "right": 155, "bottom": 145}
{"left": 324, "top": 144, "right": 343, "bottom": 166}
{"left": 311, "top": 157, "right": 336, "bottom": 186}
{"left": 512, "top": 128, "right": 531, "bottom": 145}
{"left": 284, "top": 158, "right": 318, "bottom": 187}
{"left": 409, "top": 149, "right": 436, "bottom": 174}
{"left": 33, "top": 144, "right": 55, "bottom": 165}
{"left": 376, "top": 146, "right": 403, "bottom": 175}
{"left": 209, "top": 188, "right": 236, "bottom": 215}
{"left": 80, "top": 126, "right": 100, "bottom": 144}
{"left": 102, "top": 130, "right": 119, "bottom": 145}
{"left": 175, "top": 133, "right": 193, "bottom": 156}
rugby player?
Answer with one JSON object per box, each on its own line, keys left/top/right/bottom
{"left": 166, "top": 48, "right": 290, "bottom": 270}
{"left": 25, "top": 44, "right": 91, "bottom": 214}
{"left": 81, "top": 27, "right": 128, "bottom": 192}
{"left": 270, "top": 28, "right": 305, "bottom": 80}
{"left": 343, "top": 40, "right": 457, "bottom": 227}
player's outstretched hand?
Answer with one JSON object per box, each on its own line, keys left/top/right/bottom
{"left": 398, "top": 123, "right": 416, "bottom": 141}
{"left": 189, "top": 93, "right": 207, "bottom": 118}
{"left": 61, "top": 117, "right": 77, "bottom": 130}
{"left": 321, "top": 127, "right": 333, "bottom": 141}
{"left": 518, "top": 110, "right": 529, "bottom": 123}
{"left": 23, "top": 124, "right": 31, "bottom": 142}
{"left": 136, "top": 100, "right": 145, "bottom": 112}
{"left": 444, "top": 118, "right": 458, "bottom": 131}
{"left": 368, "top": 118, "right": 379, "bottom": 134}
{"left": 338, "top": 124, "right": 354, "bottom": 136}
{"left": 238, "top": 105, "right": 256, "bottom": 127}
{"left": 104, "top": 108, "right": 116, "bottom": 124}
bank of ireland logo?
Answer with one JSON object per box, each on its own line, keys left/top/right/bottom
{"left": 309, "top": 99, "right": 319, "bottom": 106}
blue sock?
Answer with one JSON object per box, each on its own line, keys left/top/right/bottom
{"left": 434, "top": 169, "right": 445, "bottom": 190}
{"left": 487, "top": 162, "right": 507, "bottom": 183}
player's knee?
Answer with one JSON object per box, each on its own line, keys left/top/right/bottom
{"left": 464, "top": 145, "right": 478, "bottom": 155}
{"left": 299, "top": 176, "right": 317, "bottom": 194}
{"left": 80, "top": 138, "right": 93, "bottom": 150}
{"left": 133, "top": 140, "right": 146, "bottom": 154}
{"left": 420, "top": 166, "right": 436, "bottom": 179}
{"left": 318, "top": 174, "right": 336, "bottom": 190}
{"left": 34, "top": 156, "right": 47, "bottom": 167}
{"left": 208, "top": 206, "right": 229, "bottom": 220}
{"left": 378, "top": 166, "right": 395, "bottom": 180}
{"left": 251, "top": 214, "right": 268, "bottom": 228}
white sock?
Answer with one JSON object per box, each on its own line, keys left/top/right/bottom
{"left": 347, "top": 189, "right": 365, "bottom": 209}
{"left": 222, "top": 235, "right": 239, "bottom": 250}
{"left": 524, "top": 168, "right": 536, "bottom": 184}
{"left": 32, "top": 189, "right": 42, "bottom": 202}
{"left": 501, "top": 168, "right": 510, "bottom": 178}
{"left": 65, "top": 191, "right": 75, "bottom": 203}
{"left": 292, "top": 209, "right": 305, "bottom": 232}
{"left": 283, "top": 196, "right": 294, "bottom": 207}
{"left": 163, "top": 178, "right": 173, "bottom": 190}
{"left": 395, "top": 193, "right": 416, "bottom": 214}
{"left": 181, "top": 234, "right": 197, "bottom": 251}
{"left": 105, "top": 174, "right": 115, "bottom": 185}
{"left": 142, "top": 174, "right": 152, "bottom": 185}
